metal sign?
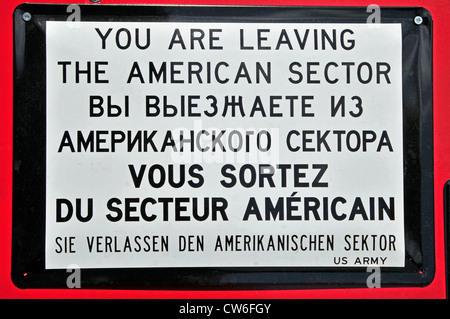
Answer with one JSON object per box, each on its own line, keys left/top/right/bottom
{"left": 12, "top": 4, "right": 434, "bottom": 289}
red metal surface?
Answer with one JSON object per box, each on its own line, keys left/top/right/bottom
{"left": 0, "top": 0, "right": 447, "bottom": 299}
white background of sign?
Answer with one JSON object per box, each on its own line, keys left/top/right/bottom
{"left": 45, "top": 22, "right": 404, "bottom": 269}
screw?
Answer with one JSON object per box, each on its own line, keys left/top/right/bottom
{"left": 414, "top": 16, "right": 423, "bottom": 25}
{"left": 22, "top": 12, "right": 31, "bottom": 22}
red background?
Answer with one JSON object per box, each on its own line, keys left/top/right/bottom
{"left": 0, "top": 0, "right": 447, "bottom": 299}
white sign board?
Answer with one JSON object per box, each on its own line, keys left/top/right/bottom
{"left": 45, "top": 22, "right": 404, "bottom": 269}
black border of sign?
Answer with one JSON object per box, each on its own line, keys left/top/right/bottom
{"left": 12, "top": 3, "right": 434, "bottom": 289}
{"left": 444, "top": 181, "right": 450, "bottom": 298}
